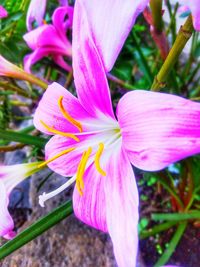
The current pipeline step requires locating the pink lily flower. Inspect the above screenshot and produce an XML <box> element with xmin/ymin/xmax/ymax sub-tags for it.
<box><xmin>0</xmin><ymin>5</ymin><xmax>8</xmax><ymax>18</ymax></box>
<box><xmin>26</xmin><ymin>0</ymin><xmax>47</xmax><ymax>31</ymax></box>
<box><xmin>34</xmin><ymin>3</ymin><xmax>200</xmax><ymax>266</ymax></box>
<box><xmin>23</xmin><ymin>6</ymin><xmax>73</xmax><ymax>73</ymax></box>
<box><xmin>0</xmin><ymin>162</ymin><xmax>43</xmax><ymax>239</ymax></box>
<box><xmin>179</xmin><ymin>0</ymin><xmax>200</xmax><ymax>31</ymax></box>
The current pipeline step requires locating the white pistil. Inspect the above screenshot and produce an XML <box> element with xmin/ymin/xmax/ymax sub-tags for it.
<box><xmin>39</xmin><ymin>175</ymin><xmax>76</xmax><ymax>207</ymax></box>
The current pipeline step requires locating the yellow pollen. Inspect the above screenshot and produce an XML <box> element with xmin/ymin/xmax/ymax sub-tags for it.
<box><xmin>76</xmin><ymin>147</ymin><xmax>92</xmax><ymax>196</ymax></box>
<box><xmin>94</xmin><ymin>143</ymin><xmax>106</xmax><ymax>176</ymax></box>
<box><xmin>40</xmin><ymin>120</ymin><xmax>80</xmax><ymax>142</ymax></box>
<box><xmin>58</xmin><ymin>96</ymin><xmax>83</xmax><ymax>133</ymax></box>
<box><xmin>42</xmin><ymin>19</ymin><xmax>47</xmax><ymax>25</ymax></box>
<box><xmin>38</xmin><ymin>147</ymin><xmax>75</xmax><ymax>168</ymax></box>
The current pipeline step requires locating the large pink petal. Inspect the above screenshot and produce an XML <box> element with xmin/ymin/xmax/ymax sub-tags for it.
<box><xmin>73</xmin><ymin>145</ymin><xmax>139</xmax><ymax>267</ymax></box>
<box><xmin>79</xmin><ymin>0</ymin><xmax>149</xmax><ymax>71</ymax></box>
<box><xmin>117</xmin><ymin>90</ymin><xmax>200</xmax><ymax>171</ymax></box>
<box><xmin>0</xmin><ymin>181</ymin><xmax>15</xmax><ymax>239</ymax></box>
<box><xmin>33</xmin><ymin>82</ymin><xmax>97</xmax><ymax>135</ymax></box>
<box><xmin>72</xmin><ymin>1</ymin><xmax>115</xmax><ymax>120</ymax></box>
<box><xmin>105</xmin><ymin>147</ymin><xmax>139</xmax><ymax>267</ymax></box>
<box><xmin>73</xmin><ymin>162</ymin><xmax>108</xmax><ymax>232</ymax></box>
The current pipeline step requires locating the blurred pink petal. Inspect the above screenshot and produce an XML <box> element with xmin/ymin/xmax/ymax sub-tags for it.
<box><xmin>0</xmin><ymin>181</ymin><xmax>15</xmax><ymax>239</ymax></box>
<box><xmin>26</xmin><ymin>0</ymin><xmax>47</xmax><ymax>31</ymax></box>
<box><xmin>0</xmin><ymin>162</ymin><xmax>41</xmax><ymax>239</ymax></box>
<box><xmin>0</xmin><ymin>5</ymin><xmax>8</xmax><ymax>18</ymax></box>
<box><xmin>24</xmin><ymin>6</ymin><xmax>72</xmax><ymax>72</ymax></box>
<box><xmin>180</xmin><ymin>0</ymin><xmax>200</xmax><ymax>31</ymax></box>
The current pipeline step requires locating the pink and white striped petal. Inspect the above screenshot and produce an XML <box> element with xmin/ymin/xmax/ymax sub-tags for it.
<box><xmin>72</xmin><ymin>1</ymin><xmax>115</xmax><ymax>120</ymax></box>
<box><xmin>73</xmin><ymin>145</ymin><xmax>139</xmax><ymax>267</ymax></box>
<box><xmin>33</xmin><ymin>82</ymin><xmax>93</xmax><ymax>135</ymax></box>
<box><xmin>117</xmin><ymin>90</ymin><xmax>200</xmax><ymax>171</ymax></box>
<box><xmin>78</xmin><ymin>0</ymin><xmax>149</xmax><ymax>71</ymax></box>
<box><xmin>105</xmin><ymin>147</ymin><xmax>139</xmax><ymax>267</ymax></box>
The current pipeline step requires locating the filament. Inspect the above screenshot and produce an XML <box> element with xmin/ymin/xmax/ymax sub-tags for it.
<box><xmin>58</xmin><ymin>96</ymin><xmax>83</xmax><ymax>132</ymax></box>
<box><xmin>39</xmin><ymin>176</ymin><xmax>76</xmax><ymax>207</ymax></box>
<box><xmin>76</xmin><ymin>147</ymin><xmax>92</xmax><ymax>196</ymax></box>
<box><xmin>38</xmin><ymin>147</ymin><xmax>75</xmax><ymax>168</ymax></box>
<box><xmin>94</xmin><ymin>143</ymin><xmax>106</xmax><ymax>176</ymax></box>
<box><xmin>40</xmin><ymin>120</ymin><xmax>79</xmax><ymax>142</ymax></box>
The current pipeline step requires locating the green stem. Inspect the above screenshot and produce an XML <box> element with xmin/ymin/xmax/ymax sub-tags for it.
<box><xmin>140</xmin><ymin>221</ymin><xmax>178</xmax><ymax>240</ymax></box>
<box><xmin>0</xmin><ymin>81</ymin><xmax>36</xmax><ymax>99</ymax></box>
<box><xmin>152</xmin><ymin>210</ymin><xmax>200</xmax><ymax>221</ymax></box>
<box><xmin>150</xmin><ymin>0</ymin><xmax>163</xmax><ymax>32</ymax></box>
<box><xmin>107</xmin><ymin>73</ymin><xmax>137</xmax><ymax>90</ymax></box>
<box><xmin>131</xmin><ymin>31</ymin><xmax>153</xmax><ymax>85</ymax></box>
<box><xmin>155</xmin><ymin>173</ymin><xmax>184</xmax><ymax>209</ymax></box>
<box><xmin>0</xmin><ymin>200</ymin><xmax>73</xmax><ymax>260</ymax></box>
<box><xmin>16</xmin><ymin>70</ymin><xmax>48</xmax><ymax>90</ymax></box>
<box><xmin>154</xmin><ymin>222</ymin><xmax>187</xmax><ymax>267</ymax></box>
<box><xmin>151</xmin><ymin>15</ymin><xmax>194</xmax><ymax>91</ymax></box>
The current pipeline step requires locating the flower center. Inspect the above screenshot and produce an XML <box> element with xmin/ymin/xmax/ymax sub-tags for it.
<box><xmin>38</xmin><ymin>96</ymin><xmax>120</xmax><ymax>206</ymax></box>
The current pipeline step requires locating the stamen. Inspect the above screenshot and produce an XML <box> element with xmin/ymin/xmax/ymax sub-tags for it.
<box><xmin>40</xmin><ymin>120</ymin><xmax>80</xmax><ymax>142</ymax></box>
<box><xmin>58</xmin><ymin>96</ymin><xmax>83</xmax><ymax>133</ymax></box>
<box><xmin>94</xmin><ymin>143</ymin><xmax>106</xmax><ymax>176</ymax></box>
<box><xmin>38</xmin><ymin>147</ymin><xmax>75</xmax><ymax>168</ymax></box>
<box><xmin>39</xmin><ymin>176</ymin><xmax>76</xmax><ymax>207</ymax></box>
<box><xmin>76</xmin><ymin>147</ymin><xmax>92</xmax><ymax>196</ymax></box>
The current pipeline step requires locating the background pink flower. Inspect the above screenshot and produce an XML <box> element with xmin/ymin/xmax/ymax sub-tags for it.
<box><xmin>0</xmin><ymin>5</ymin><xmax>8</xmax><ymax>18</ymax></box>
<box><xmin>24</xmin><ymin>6</ymin><xmax>73</xmax><ymax>73</ymax></box>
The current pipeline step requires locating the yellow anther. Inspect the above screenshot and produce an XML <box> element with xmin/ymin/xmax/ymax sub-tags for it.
<box><xmin>42</xmin><ymin>19</ymin><xmax>47</xmax><ymax>25</ymax></box>
<box><xmin>38</xmin><ymin>147</ymin><xmax>75</xmax><ymax>168</ymax></box>
<box><xmin>40</xmin><ymin>120</ymin><xmax>80</xmax><ymax>142</ymax></box>
<box><xmin>76</xmin><ymin>147</ymin><xmax>92</xmax><ymax>196</ymax></box>
<box><xmin>58</xmin><ymin>96</ymin><xmax>83</xmax><ymax>133</ymax></box>
<box><xmin>94</xmin><ymin>143</ymin><xmax>106</xmax><ymax>176</ymax></box>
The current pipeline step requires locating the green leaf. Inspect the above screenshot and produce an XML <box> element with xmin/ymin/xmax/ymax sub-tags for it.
<box><xmin>0</xmin><ymin>200</ymin><xmax>73</xmax><ymax>260</ymax></box>
<box><xmin>0</xmin><ymin>129</ymin><xmax>47</xmax><ymax>148</ymax></box>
